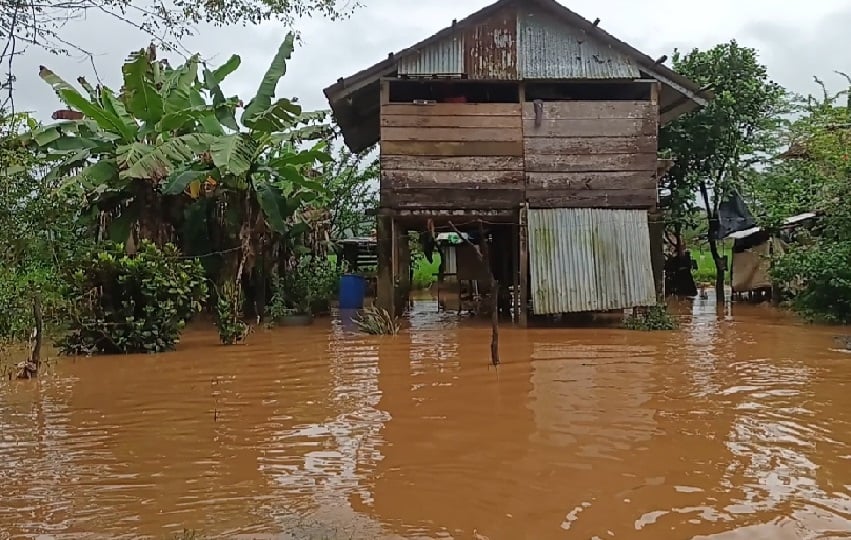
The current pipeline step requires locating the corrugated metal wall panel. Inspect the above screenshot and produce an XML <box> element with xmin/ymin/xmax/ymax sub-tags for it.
<box><xmin>527</xmin><ymin>208</ymin><xmax>656</xmax><ymax>314</ymax></box>
<box><xmin>398</xmin><ymin>35</ymin><xmax>464</xmax><ymax>76</ymax></box>
<box><xmin>517</xmin><ymin>9</ymin><xmax>640</xmax><ymax>79</ymax></box>
<box><xmin>464</xmin><ymin>9</ymin><xmax>518</xmax><ymax>79</ymax></box>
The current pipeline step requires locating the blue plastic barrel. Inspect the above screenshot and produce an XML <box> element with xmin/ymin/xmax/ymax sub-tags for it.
<box><xmin>339</xmin><ymin>274</ymin><xmax>366</xmax><ymax>310</ymax></box>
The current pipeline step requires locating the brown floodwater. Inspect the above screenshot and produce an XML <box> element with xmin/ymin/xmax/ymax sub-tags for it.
<box><xmin>2</xmin><ymin>296</ymin><xmax>851</xmax><ymax>539</ymax></box>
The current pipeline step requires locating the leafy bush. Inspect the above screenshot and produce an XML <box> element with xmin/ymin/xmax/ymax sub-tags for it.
<box><xmin>215</xmin><ymin>281</ymin><xmax>249</xmax><ymax>344</ymax></box>
<box><xmin>266</xmin><ymin>255</ymin><xmax>341</xmax><ymax>320</ymax></box>
<box><xmin>1</xmin><ymin>111</ymin><xmax>91</xmax><ymax>347</ymax></box>
<box><xmin>309</xmin><ymin>256</ymin><xmax>343</xmax><ymax>313</ymax></box>
<box><xmin>772</xmin><ymin>241</ymin><xmax>851</xmax><ymax>324</ymax></box>
<box><xmin>622</xmin><ymin>305</ymin><xmax>679</xmax><ymax>331</ymax></box>
<box><xmin>412</xmin><ymin>255</ymin><xmax>439</xmax><ymax>290</ymax></box>
<box><xmin>59</xmin><ymin>241</ymin><xmax>208</xmax><ymax>355</ymax></box>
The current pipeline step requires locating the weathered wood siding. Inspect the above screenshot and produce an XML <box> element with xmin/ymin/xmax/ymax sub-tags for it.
<box><xmin>523</xmin><ymin>101</ymin><xmax>658</xmax><ymax>209</ymax></box>
<box><xmin>380</xmin><ymin>103</ymin><xmax>524</xmax><ymax>210</ymax></box>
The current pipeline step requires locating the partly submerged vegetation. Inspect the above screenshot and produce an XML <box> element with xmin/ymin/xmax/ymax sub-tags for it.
<box><xmin>0</xmin><ymin>32</ymin><xmax>380</xmax><ymax>360</ymax></box>
<box><xmin>60</xmin><ymin>241</ymin><xmax>207</xmax><ymax>354</ymax></box>
<box><xmin>353</xmin><ymin>306</ymin><xmax>401</xmax><ymax>336</ymax></box>
<box><xmin>622</xmin><ymin>305</ymin><xmax>680</xmax><ymax>332</ymax></box>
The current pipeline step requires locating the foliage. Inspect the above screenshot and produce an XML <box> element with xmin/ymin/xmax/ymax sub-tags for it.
<box><xmin>59</xmin><ymin>241</ymin><xmax>207</xmax><ymax>354</ymax></box>
<box><xmin>320</xmin><ymin>146</ymin><xmax>378</xmax><ymax>240</ymax></box>
<box><xmin>353</xmin><ymin>306</ymin><xmax>401</xmax><ymax>335</ymax></box>
<box><xmin>413</xmin><ymin>256</ymin><xmax>440</xmax><ymax>290</ymax></box>
<box><xmin>0</xmin><ymin>111</ymin><xmax>90</xmax><ymax>345</ymax></box>
<box><xmin>267</xmin><ymin>255</ymin><xmax>339</xmax><ymax>318</ymax></box>
<box><xmin>622</xmin><ymin>305</ymin><xmax>679</xmax><ymax>331</ymax></box>
<box><xmin>773</xmin><ymin>241</ymin><xmax>851</xmax><ymax>324</ymax></box>
<box><xmin>660</xmin><ymin>41</ymin><xmax>787</xmax><ymax>299</ymax></box>
<box><xmin>764</xmin><ymin>76</ymin><xmax>851</xmax><ymax>322</ymax></box>
<box><xmin>692</xmin><ymin>245</ymin><xmax>732</xmax><ymax>284</ymax></box>
<box><xmin>308</xmin><ymin>256</ymin><xmax>343</xmax><ymax>312</ymax></box>
<box><xmin>215</xmin><ymin>281</ymin><xmax>250</xmax><ymax>344</ymax></box>
<box><xmin>26</xmin><ymin>34</ymin><xmax>332</xmax><ymax>317</ymax></box>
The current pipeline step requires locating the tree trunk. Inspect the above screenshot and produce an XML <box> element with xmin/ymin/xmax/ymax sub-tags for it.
<box><xmin>707</xmin><ymin>233</ymin><xmax>725</xmax><ymax>303</ymax></box>
<box><xmin>699</xmin><ymin>181</ymin><xmax>725</xmax><ymax>303</ymax></box>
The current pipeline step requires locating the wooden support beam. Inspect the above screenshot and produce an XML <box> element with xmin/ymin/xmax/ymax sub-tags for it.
<box><xmin>380</xmin><ymin>79</ymin><xmax>390</xmax><ymax>106</ymax></box>
<box><xmin>376</xmin><ymin>214</ymin><xmax>394</xmax><ymax>315</ymax></box>
<box><xmin>512</xmin><ymin>219</ymin><xmax>520</xmax><ymax>324</ymax></box>
<box><xmin>519</xmin><ymin>205</ymin><xmax>529</xmax><ymax>327</ymax></box>
<box><xmin>648</xmin><ymin>210</ymin><xmax>665</xmax><ymax>301</ymax></box>
<box><xmin>395</xmin><ymin>226</ymin><xmax>411</xmax><ymax>316</ymax></box>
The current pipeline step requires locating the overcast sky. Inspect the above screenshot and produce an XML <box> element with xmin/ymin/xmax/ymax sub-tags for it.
<box><xmin>14</xmin><ymin>0</ymin><xmax>851</xmax><ymax>120</ymax></box>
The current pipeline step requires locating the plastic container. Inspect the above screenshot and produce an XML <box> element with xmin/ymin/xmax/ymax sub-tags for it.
<box><xmin>338</xmin><ymin>274</ymin><xmax>367</xmax><ymax>310</ymax></box>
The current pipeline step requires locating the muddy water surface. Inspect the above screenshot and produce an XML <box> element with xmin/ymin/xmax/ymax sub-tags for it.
<box><xmin>2</xmin><ymin>298</ymin><xmax>851</xmax><ymax>539</ymax></box>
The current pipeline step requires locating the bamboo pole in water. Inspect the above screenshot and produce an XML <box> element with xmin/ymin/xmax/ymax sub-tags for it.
<box><xmin>449</xmin><ymin>220</ymin><xmax>500</xmax><ymax>367</ymax></box>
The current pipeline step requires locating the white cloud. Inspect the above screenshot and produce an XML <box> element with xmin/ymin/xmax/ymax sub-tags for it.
<box><xmin>13</xmin><ymin>0</ymin><xmax>851</xmax><ymax>119</ymax></box>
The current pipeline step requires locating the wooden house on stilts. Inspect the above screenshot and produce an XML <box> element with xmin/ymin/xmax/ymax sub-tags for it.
<box><xmin>324</xmin><ymin>0</ymin><xmax>710</xmax><ymax>324</ymax></box>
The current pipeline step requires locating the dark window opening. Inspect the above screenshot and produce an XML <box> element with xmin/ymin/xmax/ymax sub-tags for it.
<box><xmin>388</xmin><ymin>80</ymin><xmax>520</xmax><ymax>104</ymax></box>
<box><xmin>525</xmin><ymin>81</ymin><xmax>652</xmax><ymax>102</ymax></box>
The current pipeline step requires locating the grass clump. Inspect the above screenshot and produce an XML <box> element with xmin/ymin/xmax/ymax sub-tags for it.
<box><xmin>622</xmin><ymin>304</ymin><xmax>679</xmax><ymax>331</ymax></box>
<box><xmin>353</xmin><ymin>306</ymin><xmax>400</xmax><ymax>335</ymax></box>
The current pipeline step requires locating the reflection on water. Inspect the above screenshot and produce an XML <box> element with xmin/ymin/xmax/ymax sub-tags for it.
<box><xmin>2</xmin><ymin>297</ymin><xmax>851</xmax><ymax>539</ymax></box>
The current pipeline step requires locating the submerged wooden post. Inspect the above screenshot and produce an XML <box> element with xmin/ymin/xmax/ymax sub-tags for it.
<box><xmin>478</xmin><ymin>221</ymin><xmax>500</xmax><ymax>367</ymax></box>
<box><xmin>376</xmin><ymin>213</ymin><xmax>394</xmax><ymax>315</ymax></box>
<box><xmin>449</xmin><ymin>220</ymin><xmax>500</xmax><ymax>366</ymax></box>
<box><xmin>648</xmin><ymin>209</ymin><xmax>665</xmax><ymax>301</ymax></box>
<box><xmin>396</xmin><ymin>227</ymin><xmax>411</xmax><ymax>315</ymax></box>
<box><xmin>512</xmin><ymin>220</ymin><xmax>520</xmax><ymax>323</ymax></box>
<box><xmin>519</xmin><ymin>205</ymin><xmax>529</xmax><ymax>327</ymax></box>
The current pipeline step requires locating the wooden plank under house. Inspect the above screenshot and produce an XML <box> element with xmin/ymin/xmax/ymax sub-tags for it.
<box><xmin>324</xmin><ymin>0</ymin><xmax>711</xmax><ymax>324</ymax></box>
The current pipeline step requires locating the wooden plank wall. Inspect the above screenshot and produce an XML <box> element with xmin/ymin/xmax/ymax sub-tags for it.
<box><xmin>523</xmin><ymin>101</ymin><xmax>659</xmax><ymax>209</ymax></box>
<box><xmin>380</xmin><ymin>103</ymin><xmax>525</xmax><ymax>210</ymax></box>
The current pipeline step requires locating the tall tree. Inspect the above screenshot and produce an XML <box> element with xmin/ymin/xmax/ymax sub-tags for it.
<box><xmin>660</xmin><ymin>41</ymin><xmax>786</xmax><ymax>301</ymax></box>
<box><xmin>765</xmin><ymin>77</ymin><xmax>851</xmax><ymax>322</ymax></box>
<box><xmin>321</xmin><ymin>145</ymin><xmax>378</xmax><ymax>240</ymax></box>
<box><xmin>0</xmin><ymin>110</ymin><xmax>89</xmax><ymax>348</ymax></box>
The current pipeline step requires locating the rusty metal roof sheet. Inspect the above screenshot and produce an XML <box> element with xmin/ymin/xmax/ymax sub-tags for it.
<box><xmin>517</xmin><ymin>9</ymin><xmax>640</xmax><ymax>79</ymax></box>
<box><xmin>464</xmin><ymin>9</ymin><xmax>518</xmax><ymax>79</ymax></box>
<box><xmin>398</xmin><ymin>35</ymin><xmax>465</xmax><ymax>76</ymax></box>
<box><xmin>323</xmin><ymin>0</ymin><xmax>712</xmax><ymax>153</ymax></box>
<box><xmin>527</xmin><ymin>208</ymin><xmax>656</xmax><ymax>314</ymax></box>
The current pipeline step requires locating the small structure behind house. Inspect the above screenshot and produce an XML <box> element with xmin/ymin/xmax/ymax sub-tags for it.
<box><xmin>727</xmin><ymin>212</ymin><xmax>817</xmax><ymax>302</ymax></box>
<box><xmin>324</xmin><ymin>0</ymin><xmax>710</xmax><ymax>324</ymax></box>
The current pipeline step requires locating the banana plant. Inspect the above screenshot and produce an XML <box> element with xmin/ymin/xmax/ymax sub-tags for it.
<box><xmin>25</xmin><ymin>33</ymin><xmax>332</xmax><ymax>271</ymax></box>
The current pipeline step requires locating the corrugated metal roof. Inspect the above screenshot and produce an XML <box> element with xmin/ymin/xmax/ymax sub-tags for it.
<box><xmin>324</xmin><ymin>0</ymin><xmax>711</xmax><ymax>153</ymax></box>
<box><xmin>398</xmin><ymin>35</ymin><xmax>464</xmax><ymax>76</ymax></box>
<box><xmin>527</xmin><ymin>208</ymin><xmax>656</xmax><ymax>314</ymax></box>
<box><xmin>517</xmin><ymin>8</ymin><xmax>640</xmax><ymax>79</ymax></box>
<box><xmin>464</xmin><ymin>9</ymin><xmax>518</xmax><ymax>79</ymax></box>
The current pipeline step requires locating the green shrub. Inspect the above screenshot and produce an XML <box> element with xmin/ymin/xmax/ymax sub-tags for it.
<box><xmin>622</xmin><ymin>304</ymin><xmax>679</xmax><ymax>331</ymax></box>
<box><xmin>0</xmin><ymin>263</ymin><xmax>70</xmax><ymax>346</ymax></box>
<box><xmin>59</xmin><ymin>241</ymin><xmax>208</xmax><ymax>355</ymax></box>
<box><xmin>267</xmin><ymin>255</ymin><xmax>341</xmax><ymax>320</ymax></box>
<box><xmin>772</xmin><ymin>240</ymin><xmax>851</xmax><ymax>324</ymax></box>
<box><xmin>215</xmin><ymin>281</ymin><xmax>249</xmax><ymax>344</ymax></box>
<box><xmin>412</xmin><ymin>255</ymin><xmax>439</xmax><ymax>290</ymax></box>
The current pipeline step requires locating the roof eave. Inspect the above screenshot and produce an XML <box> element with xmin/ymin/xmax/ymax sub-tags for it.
<box><xmin>324</xmin><ymin>0</ymin><xmax>713</xmax><ymax>146</ymax></box>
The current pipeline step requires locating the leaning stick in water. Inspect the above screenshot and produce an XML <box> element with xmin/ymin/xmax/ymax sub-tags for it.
<box><xmin>448</xmin><ymin>221</ymin><xmax>500</xmax><ymax>367</ymax></box>
<box><xmin>16</xmin><ymin>296</ymin><xmax>43</xmax><ymax>379</ymax></box>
